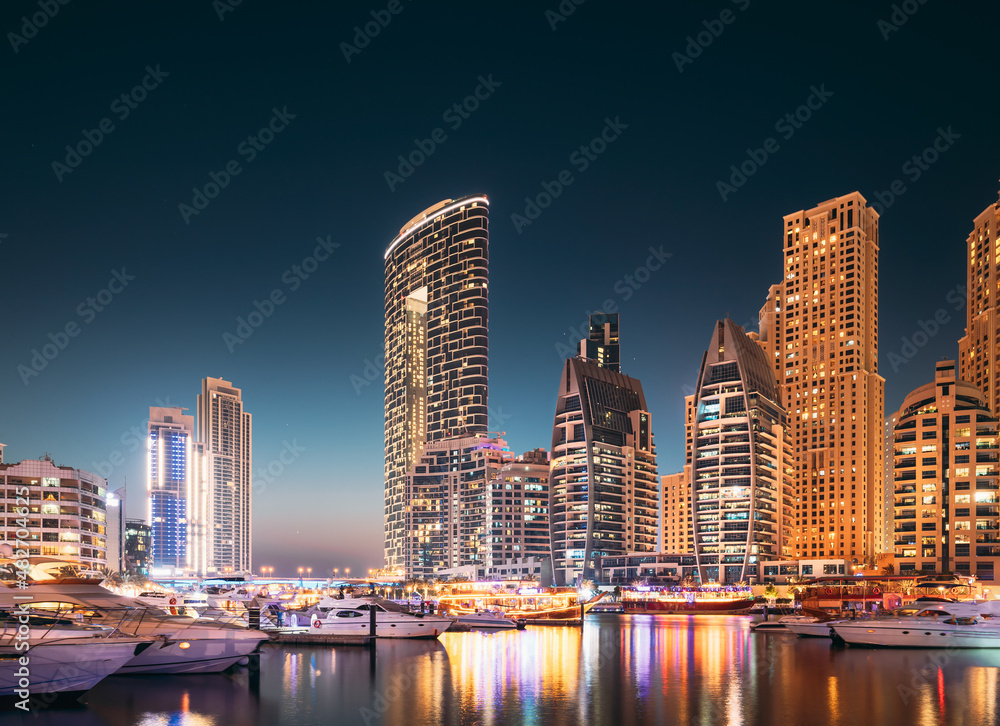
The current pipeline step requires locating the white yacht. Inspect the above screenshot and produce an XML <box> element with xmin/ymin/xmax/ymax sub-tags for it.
<box><xmin>454</xmin><ymin>611</ymin><xmax>519</xmax><ymax>630</ymax></box>
<box><xmin>309</xmin><ymin>597</ymin><xmax>453</xmax><ymax>639</ymax></box>
<box><xmin>0</xmin><ymin>636</ymin><xmax>150</xmax><ymax>698</ymax></box>
<box><xmin>135</xmin><ymin>590</ymin><xmax>208</xmax><ymax>615</ymax></box>
<box><xmin>0</xmin><ymin>557</ymin><xmax>270</xmax><ymax>674</ymax></box>
<box><xmin>833</xmin><ymin>598</ymin><xmax>1000</xmax><ymax>648</ymax></box>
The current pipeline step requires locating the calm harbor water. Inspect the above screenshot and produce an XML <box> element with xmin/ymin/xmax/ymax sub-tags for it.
<box><xmin>4</xmin><ymin>614</ymin><xmax>1000</xmax><ymax>726</ymax></box>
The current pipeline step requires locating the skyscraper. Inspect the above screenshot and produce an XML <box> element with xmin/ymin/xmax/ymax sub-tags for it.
<box><xmin>147</xmin><ymin>407</ymin><xmax>195</xmax><ymax>570</ymax></box>
<box><xmin>384</xmin><ymin>195</ymin><xmax>490</xmax><ymax>570</ymax></box>
<box><xmin>197</xmin><ymin>377</ymin><xmax>252</xmax><ymax>575</ymax></box>
<box><xmin>892</xmin><ymin>361</ymin><xmax>1000</xmax><ymax>580</ymax></box>
<box><xmin>757</xmin><ymin>192</ymin><xmax>884</xmax><ymax>562</ymax></box>
<box><xmin>549</xmin><ymin>317</ymin><xmax>658</xmax><ymax>585</ymax></box>
<box><xmin>689</xmin><ymin>319</ymin><xmax>792</xmax><ymax>584</ymax></box>
<box><xmin>959</xmin><ymin>191</ymin><xmax>1000</xmax><ymax>415</ymax></box>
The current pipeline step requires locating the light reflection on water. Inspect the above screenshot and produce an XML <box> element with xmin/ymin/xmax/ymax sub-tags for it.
<box><xmin>3</xmin><ymin>614</ymin><xmax>1000</xmax><ymax>726</ymax></box>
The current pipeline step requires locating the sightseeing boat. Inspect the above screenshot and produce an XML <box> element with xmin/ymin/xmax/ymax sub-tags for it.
<box><xmin>621</xmin><ymin>585</ymin><xmax>754</xmax><ymax>614</ymax></box>
<box><xmin>435</xmin><ymin>582</ymin><xmax>602</xmax><ymax>620</ymax></box>
<box><xmin>794</xmin><ymin>574</ymin><xmax>982</xmax><ymax>614</ymax></box>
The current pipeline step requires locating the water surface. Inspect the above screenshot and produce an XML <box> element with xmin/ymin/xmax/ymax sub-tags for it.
<box><xmin>3</xmin><ymin>614</ymin><xmax>999</xmax><ymax>725</ymax></box>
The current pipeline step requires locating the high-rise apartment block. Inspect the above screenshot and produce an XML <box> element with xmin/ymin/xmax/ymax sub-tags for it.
<box><xmin>487</xmin><ymin>449</ymin><xmax>551</xmax><ymax>565</ymax></box>
<box><xmin>0</xmin><ymin>455</ymin><xmax>108</xmax><ymax>568</ymax></box>
<box><xmin>403</xmin><ymin>434</ymin><xmax>512</xmax><ymax>579</ymax></box>
<box><xmin>892</xmin><ymin>361</ymin><xmax>1000</xmax><ymax>581</ymax></box>
<box><xmin>197</xmin><ymin>377</ymin><xmax>252</xmax><ymax>575</ymax></box>
<box><xmin>959</xmin><ymin>192</ymin><xmax>1000</xmax><ymax>416</ymax></box>
<box><xmin>147</xmin><ymin>407</ymin><xmax>196</xmax><ymax>570</ymax></box>
<box><xmin>757</xmin><ymin>192</ymin><xmax>884</xmax><ymax>562</ymax></box>
<box><xmin>384</xmin><ymin>195</ymin><xmax>490</xmax><ymax>571</ymax></box>
<box><xmin>661</xmin><ymin>468</ymin><xmax>692</xmax><ymax>553</ymax></box>
<box><xmin>690</xmin><ymin>319</ymin><xmax>792</xmax><ymax>584</ymax></box>
<box><xmin>549</xmin><ymin>318</ymin><xmax>658</xmax><ymax>585</ymax></box>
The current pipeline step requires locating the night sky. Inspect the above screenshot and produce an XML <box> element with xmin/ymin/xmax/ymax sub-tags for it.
<box><xmin>2</xmin><ymin>1</ymin><xmax>998</xmax><ymax>576</ymax></box>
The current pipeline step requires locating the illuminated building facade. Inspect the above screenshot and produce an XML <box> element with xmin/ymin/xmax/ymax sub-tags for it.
<box><xmin>549</xmin><ymin>333</ymin><xmax>659</xmax><ymax>586</ymax></box>
<box><xmin>892</xmin><ymin>361</ymin><xmax>1000</xmax><ymax>581</ymax></box>
<box><xmin>197</xmin><ymin>377</ymin><xmax>252</xmax><ymax>575</ymax></box>
<box><xmin>485</xmin><ymin>449</ymin><xmax>551</xmax><ymax>566</ymax></box>
<box><xmin>883</xmin><ymin>413</ymin><xmax>898</xmax><ymax>554</ymax></box>
<box><xmin>690</xmin><ymin>319</ymin><xmax>792</xmax><ymax>584</ymax></box>
<box><xmin>757</xmin><ymin>192</ymin><xmax>884</xmax><ymax>561</ymax></box>
<box><xmin>384</xmin><ymin>195</ymin><xmax>490</xmax><ymax>571</ymax></box>
<box><xmin>403</xmin><ymin>434</ymin><xmax>512</xmax><ymax>579</ymax></box>
<box><xmin>661</xmin><ymin>468</ymin><xmax>693</xmax><ymax>553</ymax></box>
<box><xmin>124</xmin><ymin>518</ymin><xmax>152</xmax><ymax>577</ymax></box>
<box><xmin>0</xmin><ymin>455</ymin><xmax>108</xmax><ymax>567</ymax></box>
<box><xmin>959</xmin><ymin>191</ymin><xmax>1000</xmax><ymax>416</ymax></box>
<box><xmin>147</xmin><ymin>407</ymin><xmax>194</xmax><ymax>570</ymax></box>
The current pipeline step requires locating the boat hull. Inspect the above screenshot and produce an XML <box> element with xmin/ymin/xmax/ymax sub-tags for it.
<box><xmin>1</xmin><ymin>638</ymin><xmax>147</xmax><ymax>696</ymax></box>
<box><xmin>833</xmin><ymin>622</ymin><xmax>1000</xmax><ymax>648</ymax></box>
<box><xmin>785</xmin><ymin>621</ymin><xmax>839</xmax><ymax>638</ymax></box>
<box><xmin>114</xmin><ymin>629</ymin><xmax>268</xmax><ymax>675</ymax></box>
<box><xmin>310</xmin><ymin>616</ymin><xmax>451</xmax><ymax>639</ymax></box>
<box><xmin>455</xmin><ymin>615</ymin><xmax>517</xmax><ymax>630</ymax></box>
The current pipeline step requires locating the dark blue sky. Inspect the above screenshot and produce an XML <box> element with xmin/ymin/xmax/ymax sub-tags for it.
<box><xmin>2</xmin><ymin>0</ymin><xmax>997</xmax><ymax>576</ymax></box>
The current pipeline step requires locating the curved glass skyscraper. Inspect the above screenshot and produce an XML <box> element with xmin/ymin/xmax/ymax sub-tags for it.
<box><xmin>690</xmin><ymin>319</ymin><xmax>792</xmax><ymax>584</ymax></box>
<box><xmin>384</xmin><ymin>195</ymin><xmax>489</xmax><ymax>571</ymax></box>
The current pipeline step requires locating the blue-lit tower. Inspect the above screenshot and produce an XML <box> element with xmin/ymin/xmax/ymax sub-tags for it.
<box><xmin>148</xmin><ymin>407</ymin><xmax>194</xmax><ymax>571</ymax></box>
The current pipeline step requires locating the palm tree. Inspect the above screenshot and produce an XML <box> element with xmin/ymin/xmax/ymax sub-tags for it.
<box><xmin>763</xmin><ymin>583</ymin><xmax>779</xmax><ymax>602</ymax></box>
<box><xmin>613</xmin><ymin>585</ymin><xmax>622</xmax><ymax>602</ymax></box>
<box><xmin>881</xmin><ymin>563</ymin><xmax>895</xmax><ymax>576</ymax></box>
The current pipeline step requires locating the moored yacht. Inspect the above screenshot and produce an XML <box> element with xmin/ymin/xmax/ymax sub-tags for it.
<box><xmin>0</xmin><ymin>557</ymin><xmax>269</xmax><ymax>674</ymax></box>
<box><xmin>833</xmin><ymin>598</ymin><xmax>1000</xmax><ymax>648</ymax></box>
<box><xmin>309</xmin><ymin>597</ymin><xmax>452</xmax><ymax>638</ymax></box>
<box><xmin>454</xmin><ymin>611</ymin><xmax>519</xmax><ymax>630</ymax></box>
<box><xmin>0</xmin><ymin>636</ymin><xmax>151</xmax><ymax>699</ymax></box>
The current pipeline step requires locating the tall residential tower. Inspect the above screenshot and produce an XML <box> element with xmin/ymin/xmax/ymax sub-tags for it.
<box><xmin>757</xmin><ymin>192</ymin><xmax>884</xmax><ymax>562</ymax></box>
<box><xmin>549</xmin><ymin>316</ymin><xmax>658</xmax><ymax>585</ymax></box>
<box><xmin>147</xmin><ymin>407</ymin><xmax>195</xmax><ymax>570</ymax></box>
<box><xmin>197</xmin><ymin>377</ymin><xmax>252</xmax><ymax>575</ymax></box>
<box><xmin>384</xmin><ymin>195</ymin><xmax>490</xmax><ymax>571</ymax></box>
<box><xmin>690</xmin><ymin>319</ymin><xmax>792</xmax><ymax>584</ymax></box>
<box><xmin>959</xmin><ymin>191</ymin><xmax>1000</xmax><ymax>415</ymax></box>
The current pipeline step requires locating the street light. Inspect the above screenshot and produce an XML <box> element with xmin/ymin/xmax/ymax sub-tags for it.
<box><xmin>345</xmin><ymin>567</ymin><xmax>350</xmax><ymax>579</ymax></box>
